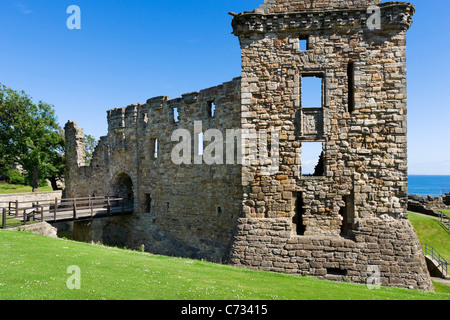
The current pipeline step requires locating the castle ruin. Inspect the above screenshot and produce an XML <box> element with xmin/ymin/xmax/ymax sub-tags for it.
<box><xmin>65</xmin><ymin>0</ymin><xmax>434</xmax><ymax>291</ymax></box>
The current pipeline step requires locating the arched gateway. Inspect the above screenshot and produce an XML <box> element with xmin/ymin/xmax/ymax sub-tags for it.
<box><xmin>112</xmin><ymin>172</ymin><xmax>134</xmax><ymax>209</ymax></box>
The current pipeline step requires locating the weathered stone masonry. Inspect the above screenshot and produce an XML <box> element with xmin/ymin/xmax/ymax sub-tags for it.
<box><xmin>65</xmin><ymin>0</ymin><xmax>434</xmax><ymax>291</ymax></box>
<box><xmin>65</xmin><ymin>78</ymin><xmax>243</xmax><ymax>261</ymax></box>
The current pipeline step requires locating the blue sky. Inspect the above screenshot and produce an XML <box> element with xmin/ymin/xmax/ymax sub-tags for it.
<box><xmin>0</xmin><ymin>0</ymin><xmax>449</xmax><ymax>175</ymax></box>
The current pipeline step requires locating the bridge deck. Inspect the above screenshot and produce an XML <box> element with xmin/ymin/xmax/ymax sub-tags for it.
<box><xmin>1</xmin><ymin>196</ymin><xmax>132</xmax><ymax>229</ymax></box>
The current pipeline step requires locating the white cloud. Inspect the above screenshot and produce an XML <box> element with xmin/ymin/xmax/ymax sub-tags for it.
<box><xmin>16</xmin><ymin>4</ymin><xmax>33</xmax><ymax>15</ymax></box>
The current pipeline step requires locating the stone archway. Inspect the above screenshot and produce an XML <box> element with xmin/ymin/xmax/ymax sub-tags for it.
<box><xmin>112</xmin><ymin>172</ymin><xmax>134</xmax><ymax>208</ymax></box>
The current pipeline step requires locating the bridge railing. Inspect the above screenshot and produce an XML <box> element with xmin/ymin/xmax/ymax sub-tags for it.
<box><xmin>1</xmin><ymin>196</ymin><xmax>131</xmax><ymax>229</ymax></box>
<box><xmin>421</xmin><ymin>243</ymin><xmax>448</xmax><ymax>279</ymax></box>
<box><xmin>438</xmin><ymin>211</ymin><xmax>450</xmax><ymax>232</ymax></box>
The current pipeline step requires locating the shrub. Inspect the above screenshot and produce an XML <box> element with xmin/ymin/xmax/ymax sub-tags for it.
<box><xmin>7</xmin><ymin>170</ymin><xmax>25</xmax><ymax>185</ymax></box>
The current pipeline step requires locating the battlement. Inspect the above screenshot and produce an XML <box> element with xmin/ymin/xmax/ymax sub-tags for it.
<box><xmin>107</xmin><ymin>77</ymin><xmax>241</xmax><ymax>133</ymax></box>
<box><xmin>233</xmin><ymin>1</ymin><xmax>414</xmax><ymax>36</ymax></box>
<box><xmin>256</xmin><ymin>0</ymin><xmax>382</xmax><ymax>14</ymax></box>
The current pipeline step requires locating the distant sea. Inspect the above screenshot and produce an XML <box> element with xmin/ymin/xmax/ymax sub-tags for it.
<box><xmin>408</xmin><ymin>175</ymin><xmax>450</xmax><ymax>197</ymax></box>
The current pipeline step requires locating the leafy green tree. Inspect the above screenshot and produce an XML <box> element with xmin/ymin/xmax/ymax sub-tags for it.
<box><xmin>83</xmin><ymin>134</ymin><xmax>98</xmax><ymax>166</ymax></box>
<box><xmin>0</xmin><ymin>83</ymin><xmax>65</xmax><ymax>192</ymax></box>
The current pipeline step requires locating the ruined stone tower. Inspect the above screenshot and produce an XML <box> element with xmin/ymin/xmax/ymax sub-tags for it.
<box><xmin>65</xmin><ymin>0</ymin><xmax>434</xmax><ymax>290</ymax></box>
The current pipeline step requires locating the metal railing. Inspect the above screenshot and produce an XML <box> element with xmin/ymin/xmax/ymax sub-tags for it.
<box><xmin>1</xmin><ymin>196</ymin><xmax>132</xmax><ymax>229</ymax></box>
<box><xmin>438</xmin><ymin>211</ymin><xmax>450</xmax><ymax>232</ymax></box>
<box><xmin>421</xmin><ymin>243</ymin><xmax>448</xmax><ymax>279</ymax></box>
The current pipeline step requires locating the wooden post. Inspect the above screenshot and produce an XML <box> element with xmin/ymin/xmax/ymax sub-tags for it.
<box><xmin>54</xmin><ymin>198</ymin><xmax>58</xmax><ymax>222</ymax></box>
<box><xmin>107</xmin><ymin>197</ymin><xmax>111</xmax><ymax>216</ymax></box>
<box><xmin>40</xmin><ymin>206</ymin><xmax>44</xmax><ymax>223</ymax></box>
<box><xmin>90</xmin><ymin>196</ymin><xmax>94</xmax><ymax>218</ymax></box>
<box><xmin>15</xmin><ymin>200</ymin><xmax>19</xmax><ymax>217</ymax></box>
<box><xmin>73</xmin><ymin>199</ymin><xmax>77</xmax><ymax>220</ymax></box>
<box><xmin>23</xmin><ymin>209</ymin><xmax>26</xmax><ymax>226</ymax></box>
<box><xmin>2</xmin><ymin>208</ymin><xmax>6</xmax><ymax>229</ymax></box>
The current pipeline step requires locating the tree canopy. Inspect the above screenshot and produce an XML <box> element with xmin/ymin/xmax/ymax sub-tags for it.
<box><xmin>0</xmin><ymin>83</ymin><xmax>65</xmax><ymax>191</ymax></box>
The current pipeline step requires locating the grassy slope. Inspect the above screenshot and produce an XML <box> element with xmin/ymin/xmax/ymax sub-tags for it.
<box><xmin>408</xmin><ymin>211</ymin><xmax>450</xmax><ymax>262</ymax></box>
<box><xmin>0</xmin><ymin>183</ymin><xmax>53</xmax><ymax>194</ymax></box>
<box><xmin>438</xmin><ymin>209</ymin><xmax>450</xmax><ymax>217</ymax></box>
<box><xmin>408</xmin><ymin>211</ymin><xmax>450</xmax><ymax>294</ymax></box>
<box><xmin>0</xmin><ymin>230</ymin><xmax>449</xmax><ymax>300</ymax></box>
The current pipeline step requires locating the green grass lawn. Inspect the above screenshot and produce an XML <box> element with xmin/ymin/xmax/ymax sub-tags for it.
<box><xmin>0</xmin><ymin>183</ymin><xmax>54</xmax><ymax>194</ymax></box>
<box><xmin>408</xmin><ymin>211</ymin><xmax>450</xmax><ymax>294</ymax></box>
<box><xmin>408</xmin><ymin>211</ymin><xmax>450</xmax><ymax>262</ymax></box>
<box><xmin>0</xmin><ymin>230</ymin><xmax>449</xmax><ymax>300</ymax></box>
<box><xmin>437</xmin><ymin>209</ymin><xmax>450</xmax><ymax>217</ymax></box>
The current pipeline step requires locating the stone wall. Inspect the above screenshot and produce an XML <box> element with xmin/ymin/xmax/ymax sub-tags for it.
<box><xmin>65</xmin><ymin>78</ymin><xmax>243</xmax><ymax>262</ymax></box>
<box><xmin>407</xmin><ymin>201</ymin><xmax>441</xmax><ymax>217</ymax></box>
<box><xmin>233</xmin><ymin>0</ymin><xmax>413</xmax><ymax>236</ymax></box>
<box><xmin>0</xmin><ymin>191</ymin><xmax>62</xmax><ymax>209</ymax></box>
<box><xmin>227</xmin><ymin>1</ymin><xmax>432</xmax><ymax>291</ymax></box>
<box><xmin>407</xmin><ymin>194</ymin><xmax>450</xmax><ymax>217</ymax></box>
<box><xmin>228</xmin><ymin>216</ymin><xmax>433</xmax><ymax>291</ymax></box>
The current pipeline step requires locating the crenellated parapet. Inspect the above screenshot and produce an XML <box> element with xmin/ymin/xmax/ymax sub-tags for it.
<box><xmin>256</xmin><ymin>0</ymin><xmax>382</xmax><ymax>13</ymax></box>
<box><xmin>233</xmin><ymin>2</ymin><xmax>414</xmax><ymax>36</ymax></box>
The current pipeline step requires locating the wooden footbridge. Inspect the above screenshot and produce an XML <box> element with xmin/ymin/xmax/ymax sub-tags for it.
<box><xmin>1</xmin><ymin>196</ymin><xmax>133</xmax><ymax>229</ymax></box>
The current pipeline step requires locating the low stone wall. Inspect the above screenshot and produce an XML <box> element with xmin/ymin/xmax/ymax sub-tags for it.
<box><xmin>444</xmin><ymin>193</ymin><xmax>450</xmax><ymax>206</ymax></box>
<box><xmin>0</xmin><ymin>191</ymin><xmax>63</xmax><ymax>208</ymax></box>
<box><xmin>407</xmin><ymin>201</ymin><xmax>441</xmax><ymax>217</ymax></box>
<box><xmin>227</xmin><ymin>217</ymin><xmax>434</xmax><ymax>291</ymax></box>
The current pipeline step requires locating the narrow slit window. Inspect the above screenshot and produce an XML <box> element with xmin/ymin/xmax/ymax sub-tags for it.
<box><xmin>150</xmin><ymin>138</ymin><xmax>158</xmax><ymax>159</ymax></box>
<box><xmin>173</xmin><ymin>107</ymin><xmax>179</xmax><ymax>123</ymax></box>
<box><xmin>293</xmin><ymin>192</ymin><xmax>306</xmax><ymax>236</ymax></box>
<box><xmin>301</xmin><ymin>142</ymin><xmax>324</xmax><ymax>177</ymax></box>
<box><xmin>196</xmin><ymin>132</ymin><xmax>204</xmax><ymax>156</ymax></box>
<box><xmin>347</xmin><ymin>62</ymin><xmax>355</xmax><ymax>113</ymax></box>
<box><xmin>301</xmin><ymin>75</ymin><xmax>323</xmax><ymax>108</ymax></box>
<box><xmin>207</xmin><ymin>101</ymin><xmax>216</xmax><ymax>118</ymax></box>
<box><xmin>145</xmin><ymin>194</ymin><xmax>152</xmax><ymax>214</ymax></box>
<box><xmin>339</xmin><ymin>194</ymin><xmax>355</xmax><ymax>237</ymax></box>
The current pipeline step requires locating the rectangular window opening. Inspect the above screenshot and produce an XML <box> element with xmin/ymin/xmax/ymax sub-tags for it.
<box><xmin>301</xmin><ymin>75</ymin><xmax>323</xmax><ymax>109</ymax></box>
<box><xmin>299</xmin><ymin>37</ymin><xmax>309</xmax><ymax>51</ymax></box>
<box><xmin>347</xmin><ymin>62</ymin><xmax>355</xmax><ymax>113</ymax></box>
<box><xmin>207</xmin><ymin>101</ymin><xmax>216</xmax><ymax>118</ymax></box>
<box><xmin>327</xmin><ymin>268</ymin><xmax>348</xmax><ymax>276</ymax></box>
<box><xmin>293</xmin><ymin>192</ymin><xmax>306</xmax><ymax>236</ymax></box>
<box><xmin>301</xmin><ymin>142</ymin><xmax>324</xmax><ymax>177</ymax></box>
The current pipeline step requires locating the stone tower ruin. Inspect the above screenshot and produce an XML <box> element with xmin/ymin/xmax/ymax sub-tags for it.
<box><xmin>65</xmin><ymin>0</ymin><xmax>434</xmax><ymax>290</ymax></box>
